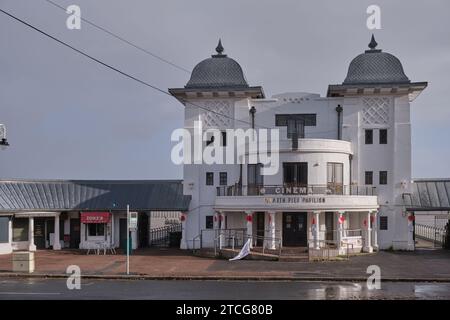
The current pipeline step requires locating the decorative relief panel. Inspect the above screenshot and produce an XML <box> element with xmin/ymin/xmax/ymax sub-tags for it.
<box><xmin>362</xmin><ymin>97</ymin><xmax>390</xmax><ymax>125</ymax></box>
<box><xmin>202</xmin><ymin>101</ymin><xmax>233</xmax><ymax>129</ymax></box>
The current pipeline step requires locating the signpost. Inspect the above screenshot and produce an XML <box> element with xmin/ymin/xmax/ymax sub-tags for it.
<box><xmin>126</xmin><ymin>205</ymin><xmax>138</xmax><ymax>275</ymax></box>
<box><xmin>126</xmin><ymin>205</ymin><xmax>130</xmax><ymax>275</ymax></box>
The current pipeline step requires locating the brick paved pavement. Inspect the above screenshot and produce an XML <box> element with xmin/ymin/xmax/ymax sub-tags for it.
<box><xmin>1</xmin><ymin>248</ymin><xmax>450</xmax><ymax>280</ymax></box>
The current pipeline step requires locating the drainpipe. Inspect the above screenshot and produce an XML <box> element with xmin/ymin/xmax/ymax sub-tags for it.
<box><xmin>336</xmin><ymin>105</ymin><xmax>343</xmax><ymax>140</ymax></box>
<box><xmin>239</xmin><ymin>107</ymin><xmax>257</xmax><ymax>190</ymax></box>
<box><xmin>349</xmin><ymin>154</ymin><xmax>353</xmax><ymax>194</ymax></box>
<box><xmin>250</xmin><ymin>106</ymin><xmax>256</xmax><ymax>129</ymax></box>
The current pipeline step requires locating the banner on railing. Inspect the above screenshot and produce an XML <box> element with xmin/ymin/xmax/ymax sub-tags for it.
<box><xmin>229</xmin><ymin>239</ymin><xmax>251</xmax><ymax>261</ymax></box>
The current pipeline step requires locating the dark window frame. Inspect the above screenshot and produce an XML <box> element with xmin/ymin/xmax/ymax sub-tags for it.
<box><xmin>365</xmin><ymin>171</ymin><xmax>373</xmax><ymax>185</ymax></box>
<box><xmin>205</xmin><ymin>216</ymin><xmax>214</xmax><ymax>229</ymax></box>
<box><xmin>206</xmin><ymin>172</ymin><xmax>214</xmax><ymax>186</ymax></box>
<box><xmin>379</xmin><ymin>171</ymin><xmax>388</xmax><ymax>185</ymax></box>
<box><xmin>379</xmin><ymin>129</ymin><xmax>388</xmax><ymax>144</ymax></box>
<box><xmin>12</xmin><ymin>218</ymin><xmax>29</xmax><ymax>242</ymax></box>
<box><xmin>379</xmin><ymin>216</ymin><xmax>388</xmax><ymax>230</ymax></box>
<box><xmin>283</xmin><ymin>162</ymin><xmax>308</xmax><ymax>185</ymax></box>
<box><xmin>219</xmin><ymin>172</ymin><xmax>228</xmax><ymax>186</ymax></box>
<box><xmin>247</xmin><ymin>164</ymin><xmax>264</xmax><ymax>186</ymax></box>
<box><xmin>275</xmin><ymin>114</ymin><xmax>316</xmax><ymax>139</ymax></box>
<box><xmin>365</xmin><ymin>129</ymin><xmax>373</xmax><ymax>144</ymax></box>
<box><xmin>87</xmin><ymin>223</ymin><xmax>105</xmax><ymax>237</ymax></box>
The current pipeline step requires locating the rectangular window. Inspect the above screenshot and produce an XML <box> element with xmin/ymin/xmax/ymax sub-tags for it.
<box><xmin>283</xmin><ymin>162</ymin><xmax>308</xmax><ymax>185</ymax></box>
<box><xmin>365</xmin><ymin>171</ymin><xmax>373</xmax><ymax>185</ymax></box>
<box><xmin>248</xmin><ymin>164</ymin><xmax>264</xmax><ymax>195</ymax></box>
<box><xmin>206</xmin><ymin>172</ymin><xmax>214</xmax><ymax>186</ymax></box>
<box><xmin>365</xmin><ymin>129</ymin><xmax>373</xmax><ymax>144</ymax></box>
<box><xmin>219</xmin><ymin>172</ymin><xmax>227</xmax><ymax>186</ymax></box>
<box><xmin>88</xmin><ymin>223</ymin><xmax>105</xmax><ymax>236</ymax></box>
<box><xmin>379</xmin><ymin>171</ymin><xmax>388</xmax><ymax>185</ymax></box>
<box><xmin>12</xmin><ymin>218</ymin><xmax>28</xmax><ymax>242</ymax></box>
<box><xmin>380</xmin><ymin>216</ymin><xmax>388</xmax><ymax>230</ymax></box>
<box><xmin>327</xmin><ymin>162</ymin><xmax>344</xmax><ymax>194</ymax></box>
<box><xmin>0</xmin><ymin>217</ymin><xmax>9</xmax><ymax>243</ymax></box>
<box><xmin>247</xmin><ymin>164</ymin><xmax>264</xmax><ymax>186</ymax></box>
<box><xmin>379</xmin><ymin>129</ymin><xmax>387</xmax><ymax>144</ymax></box>
<box><xmin>205</xmin><ymin>216</ymin><xmax>214</xmax><ymax>229</ymax></box>
<box><xmin>275</xmin><ymin>114</ymin><xmax>316</xmax><ymax>139</ymax></box>
<box><xmin>221</xmin><ymin>131</ymin><xmax>227</xmax><ymax>147</ymax></box>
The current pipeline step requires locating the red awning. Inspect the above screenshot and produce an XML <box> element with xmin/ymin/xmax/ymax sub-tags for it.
<box><xmin>81</xmin><ymin>212</ymin><xmax>110</xmax><ymax>224</ymax></box>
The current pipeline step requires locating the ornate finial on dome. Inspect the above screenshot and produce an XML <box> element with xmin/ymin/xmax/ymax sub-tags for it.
<box><xmin>368</xmin><ymin>34</ymin><xmax>378</xmax><ymax>50</ymax></box>
<box><xmin>215</xmin><ymin>39</ymin><xmax>224</xmax><ymax>55</ymax></box>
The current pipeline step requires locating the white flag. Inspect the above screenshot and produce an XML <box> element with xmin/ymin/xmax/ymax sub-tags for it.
<box><xmin>229</xmin><ymin>239</ymin><xmax>251</xmax><ymax>261</ymax></box>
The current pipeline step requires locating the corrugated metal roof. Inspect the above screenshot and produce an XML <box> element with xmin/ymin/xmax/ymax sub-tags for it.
<box><xmin>404</xmin><ymin>179</ymin><xmax>450</xmax><ymax>211</ymax></box>
<box><xmin>0</xmin><ymin>180</ymin><xmax>191</xmax><ymax>212</ymax></box>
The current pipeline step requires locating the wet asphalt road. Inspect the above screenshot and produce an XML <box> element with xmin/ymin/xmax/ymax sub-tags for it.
<box><xmin>0</xmin><ymin>278</ymin><xmax>450</xmax><ymax>300</ymax></box>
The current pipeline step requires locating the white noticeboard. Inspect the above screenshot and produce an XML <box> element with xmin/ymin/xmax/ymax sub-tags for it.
<box><xmin>129</xmin><ymin>212</ymin><xmax>138</xmax><ymax>231</ymax></box>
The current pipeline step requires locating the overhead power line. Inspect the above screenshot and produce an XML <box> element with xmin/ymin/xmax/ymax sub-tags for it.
<box><xmin>0</xmin><ymin>7</ymin><xmax>266</xmax><ymax>128</ymax></box>
<box><xmin>44</xmin><ymin>0</ymin><xmax>191</xmax><ymax>74</ymax></box>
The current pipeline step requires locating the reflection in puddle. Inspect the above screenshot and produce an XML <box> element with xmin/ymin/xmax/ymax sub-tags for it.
<box><xmin>308</xmin><ymin>283</ymin><xmax>368</xmax><ymax>299</ymax></box>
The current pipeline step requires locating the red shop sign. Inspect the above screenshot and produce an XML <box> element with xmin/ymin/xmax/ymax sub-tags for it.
<box><xmin>81</xmin><ymin>212</ymin><xmax>111</xmax><ymax>224</ymax></box>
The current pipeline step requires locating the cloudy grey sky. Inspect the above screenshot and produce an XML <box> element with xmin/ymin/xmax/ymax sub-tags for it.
<box><xmin>0</xmin><ymin>0</ymin><xmax>449</xmax><ymax>180</ymax></box>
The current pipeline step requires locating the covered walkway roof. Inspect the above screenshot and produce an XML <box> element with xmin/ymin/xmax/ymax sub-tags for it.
<box><xmin>0</xmin><ymin>179</ymin><xmax>191</xmax><ymax>212</ymax></box>
<box><xmin>404</xmin><ymin>179</ymin><xmax>450</xmax><ymax>211</ymax></box>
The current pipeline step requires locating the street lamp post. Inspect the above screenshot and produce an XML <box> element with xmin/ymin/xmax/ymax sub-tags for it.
<box><xmin>0</xmin><ymin>124</ymin><xmax>10</xmax><ymax>149</ymax></box>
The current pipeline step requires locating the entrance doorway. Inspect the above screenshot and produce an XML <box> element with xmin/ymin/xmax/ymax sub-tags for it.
<box><xmin>119</xmin><ymin>218</ymin><xmax>128</xmax><ymax>250</ymax></box>
<box><xmin>34</xmin><ymin>218</ymin><xmax>46</xmax><ymax>249</ymax></box>
<box><xmin>255</xmin><ymin>212</ymin><xmax>265</xmax><ymax>246</ymax></box>
<box><xmin>282</xmin><ymin>212</ymin><xmax>307</xmax><ymax>246</ymax></box>
<box><xmin>325</xmin><ymin>212</ymin><xmax>334</xmax><ymax>241</ymax></box>
<box><xmin>70</xmin><ymin>218</ymin><xmax>81</xmax><ymax>249</ymax></box>
<box><xmin>138</xmin><ymin>212</ymin><xmax>149</xmax><ymax>248</ymax></box>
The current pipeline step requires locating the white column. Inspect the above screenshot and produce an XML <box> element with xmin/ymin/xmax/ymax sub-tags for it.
<box><xmin>245</xmin><ymin>210</ymin><xmax>253</xmax><ymax>248</ymax></box>
<box><xmin>313</xmin><ymin>211</ymin><xmax>320</xmax><ymax>249</ymax></box>
<box><xmin>53</xmin><ymin>214</ymin><xmax>61</xmax><ymax>250</ymax></box>
<box><xmin>28</xmin><ymin>217</ymin><xmax>36</xmax><ymax>251</ymax></box>
<box><xmin>337</xmin><ymin>211</ymin><xmax>344</xmax><ymax>253</ymax></box>
<box><xmin>268</xmin><ymin>211</ymin><xmax>276</xmax><ymax>250</ymax></box>
<box><xmin>219</xmin><ymin>212</ymin><xmax>226</xmax><ymax>249</ymax></box>
<box><xmin>364</xmin><ymin>211</ymin><xmax>373</xmax><ymax>253</ymax></box>
<box><xmin>407</xmin><ymin>212</ymin><xmax>415</xmax><ymax>250</ymax></box>
<box><xmin>372</xmin><ymin>210</ymin><xmax>378</xmax><ymax>251</ymax></box>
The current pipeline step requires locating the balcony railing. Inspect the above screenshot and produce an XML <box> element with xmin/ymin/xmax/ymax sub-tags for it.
<box><xmin>217</xmin><ymin>184</ymin><xmax>377</xmax><ymax>197</ymax></box>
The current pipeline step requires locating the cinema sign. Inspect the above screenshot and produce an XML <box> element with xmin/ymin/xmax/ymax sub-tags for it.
<box><xmin>259</xmin><ymin>186</ymin><xmax>310</xmax><ymax>195</ymax></box>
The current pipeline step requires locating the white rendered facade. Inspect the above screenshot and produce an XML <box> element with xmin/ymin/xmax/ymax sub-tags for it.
<box><xmin>170</xmin><ymin>38</ymin><xmax>427</xmax><ymax>253</ymax></box>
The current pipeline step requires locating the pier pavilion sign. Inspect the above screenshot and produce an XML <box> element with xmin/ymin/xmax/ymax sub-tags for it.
<box><xmin>264</xmin><ymin>196</ymin><xmax>326</xmax><ymax>204</ymax></box>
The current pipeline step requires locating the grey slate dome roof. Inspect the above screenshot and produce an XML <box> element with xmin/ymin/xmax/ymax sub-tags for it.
<box><xmin>185</xmin><ymin>40</ymin><xmax>249</xmax><ymax>89</ymax></box>
<box><xmin>343</xmin><ymin>35</ymin><xmax>410</xmax><ymax>85</ymax></box>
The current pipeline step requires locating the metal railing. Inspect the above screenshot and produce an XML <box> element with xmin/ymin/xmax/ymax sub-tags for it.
<box><xmin>149</xmin><ymin>223</ymin><xmax>182</xmax><ymax>247</ymax></box>
<box><xmin>217</xmin><ymin>184</ymin><xmax>377</xmax><ymax>197</ymax></box>
<box><xmin>415</xmin><ymin>223</ymin><xmax>446</xmax><ymax>246</ymax></box>
<box><xmin>213</xmin><ymin>232</ymin><xmax>283</xmax><ymax>258</ymax></box>
<box><xmin>308</xmin><ymin>239</ymin><xmax>355</xmax><ymax>261</ymax></box>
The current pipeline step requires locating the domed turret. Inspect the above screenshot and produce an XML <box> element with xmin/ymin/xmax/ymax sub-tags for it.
<box><xmin>343</xmin><ymin>35</ymin><xmax>410</xmax><ymax>85</ymax></box>
<box><xmin>185</xmin><ymin>39</ymin><xmax>249</xmax><ymax>89</ymax></box>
